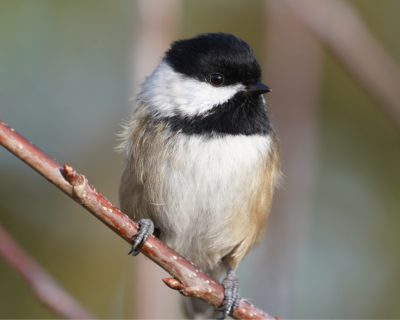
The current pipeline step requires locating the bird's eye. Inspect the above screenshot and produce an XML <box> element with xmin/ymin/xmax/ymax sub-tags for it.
<box><xmin>209</xmin><ymin>73</ymin><xmax>224</xmax><ymax>86</ymax></box>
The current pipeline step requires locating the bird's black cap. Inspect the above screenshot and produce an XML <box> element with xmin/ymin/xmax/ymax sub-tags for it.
<box><xmin>165</xmin><ymin>33</ymin><xmax>262</xmax><ymax>86</ymax></box>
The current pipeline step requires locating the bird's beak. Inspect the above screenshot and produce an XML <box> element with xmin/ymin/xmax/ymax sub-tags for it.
<box><xmin>246</xmin><ymin>82</ymin><xmax>271</xmax><ymax>95</ymax></box>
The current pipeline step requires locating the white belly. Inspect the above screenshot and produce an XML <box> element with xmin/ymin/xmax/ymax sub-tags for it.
<box><xmin>150</xmin><ymin>133</ymin><xmax>271</xmax><ymax>271</ymax></box>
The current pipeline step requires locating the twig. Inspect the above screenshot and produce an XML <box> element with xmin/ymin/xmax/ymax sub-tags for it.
<box><xmin>132</xmin><ymin>1</ymin><xmax>182</xmax><ymax>315</ymax></box>
<box><xmin>282</xmin><ymin>0</ymin><xmax>400</xmax><ymax>127</ymax></box>
<box><xmin>0</xmin><ymin>223</ymin><xmax>93</xmax><ymax>319</ymax></box>
<box><xmin>0</xmin><ymin>120</ymin><xmax>277</xmax><ymax>320</ymax></box>
<box><xmin>262</xmin><ymin>0</ymin><xmax>321</xmax><ymax>313</ymax></box>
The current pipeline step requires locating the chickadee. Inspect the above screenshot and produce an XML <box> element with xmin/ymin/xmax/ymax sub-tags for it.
<box><xmin>119</xmin><ymin>33</ymin><xmax>280</xmax><ymax>319</ymax></box>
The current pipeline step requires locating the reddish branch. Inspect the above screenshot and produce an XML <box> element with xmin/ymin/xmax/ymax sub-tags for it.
<box><xmin>0</xmin><ymin>223</ymin><xmax>93</xmax><ymax>319</ymax></box>
<box><xmin>0</xmin><ymin>120</ymin><xmax>277</xmax><ymax>320</ymax></box>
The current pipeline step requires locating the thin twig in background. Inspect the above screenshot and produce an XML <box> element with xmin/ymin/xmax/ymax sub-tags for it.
<box><xmin>132</xmin><ymin>0</ymin><xmax>182</xmax><ymax>317</ymax></box>
<box><xmin>261</xmin><ymin>0</ymin><xmax>322</xmax><ymax>314</ymax></box>
<box><xmin>0</xmin><ymin>120</ymin><xmax>277</xmax><ymax>320</ymax></box>
<box><xmin>0</xmin><ymin>223</ymin><xmax>94</xmax><ymax>319</ymax></box>
<box><xmin>282</xmin><ymin>0</ymin><xmax>400</xmax><ymax>127</ymax></box>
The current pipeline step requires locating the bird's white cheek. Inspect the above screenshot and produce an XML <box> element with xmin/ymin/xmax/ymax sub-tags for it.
<box><xmin>170</xmin><ymin>80</ymin><xmax>190</xmax><ymax>107</ymax></box>
<box><xmin>170</xmin><ymin>79</ymin><xmax>244</xmax><ymax>116</ymax></box>
<box><xmin>139</xmin><ymin>61</ymin><xmax>244</xmax><ymax>117</ymax></box>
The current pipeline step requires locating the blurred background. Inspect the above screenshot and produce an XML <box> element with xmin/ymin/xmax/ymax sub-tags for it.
<box><xmin>1</xmin><ymin>0</ymin><xmax>400</xmax><ymax>318</ymax></box>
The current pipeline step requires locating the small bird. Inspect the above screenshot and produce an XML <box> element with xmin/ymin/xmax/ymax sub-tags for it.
<box><xmin>118</xmin><ymin>33</ymin><xmax>280</xmax><ymax>319</ymax></box>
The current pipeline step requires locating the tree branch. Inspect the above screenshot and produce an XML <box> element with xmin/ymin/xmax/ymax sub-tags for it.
<box><xmin>282</xmin><ymin>0</ymin><xmax>400</xmax><ymax>128</ymax></box>
<box><xmin>0</xmin><ymin>223</ymin><xmax>94</xmax><ymax>319</ymax></box>
<box><xmin>0</xmin><ymin>120</ymin><xmax>277</xmax><ymax>320</ymax></box>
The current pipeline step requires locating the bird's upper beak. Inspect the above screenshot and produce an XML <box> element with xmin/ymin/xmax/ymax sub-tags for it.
<box><xmin>246</xmin><ymin>82</ymin><xmax>271</xmax><ymax>95</ymax></box>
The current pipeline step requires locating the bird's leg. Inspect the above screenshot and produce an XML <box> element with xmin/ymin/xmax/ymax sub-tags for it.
<box><xmin>217</xmin><ymin>267</ymin><xmax>240</xmax><ymax>319</ymax></box>
<box><xmin>128</xmin><ymin>218</ymin><xmax>154</xmax><ymax>256</ymax></box>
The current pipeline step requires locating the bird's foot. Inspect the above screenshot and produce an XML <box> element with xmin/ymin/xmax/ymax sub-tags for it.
<box><xmin>128</xmin><ymin>218</ymin><xmax>154</xmax><ymax>256</ymax></box>
<box><xmin>217</xmin><ymin>269</ymin><xmax>240</xmax><ymax>319</ymax></box>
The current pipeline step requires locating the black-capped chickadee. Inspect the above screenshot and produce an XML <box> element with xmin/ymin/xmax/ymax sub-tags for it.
<box><xmin>118</xmin><ymin>33</ymin><xmax>280</xmax><ymax>319</ymax></box>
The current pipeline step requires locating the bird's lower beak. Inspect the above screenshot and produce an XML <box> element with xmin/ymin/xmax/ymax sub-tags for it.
<box><xmin>246</xmin><ymin>82</ymin><xmax>271</xmax><ymax>95</ymax></box>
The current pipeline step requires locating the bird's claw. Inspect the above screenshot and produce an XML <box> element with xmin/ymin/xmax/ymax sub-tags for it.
<box><xmin>129</xmin><ymin>218</ymin><xmax>154</xmax><ymax>256</ymax></box>
<box><xmin>217</xmin><ymin>269</ymin><xmax>240</xmax><ymax>319</ymax></box>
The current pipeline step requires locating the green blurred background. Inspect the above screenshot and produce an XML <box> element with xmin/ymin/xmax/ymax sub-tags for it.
<box><xmin>1</xmin><ymin>0</ymin><xmax>399</xmax><ymax>318</ymax></box>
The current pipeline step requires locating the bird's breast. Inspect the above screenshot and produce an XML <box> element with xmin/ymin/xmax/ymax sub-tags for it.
<box><xmin>137</xmin><ymin>130</ymin><xmax>273</xmax><ymax>271</ymax></box>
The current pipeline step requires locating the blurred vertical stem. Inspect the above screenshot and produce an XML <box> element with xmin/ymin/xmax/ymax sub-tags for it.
<box><xmin>130</xmin><ymin>0</ymin><xmax>181</xmax><ymax>318</ymax></box>
<box><xmin>261</xmin><ymin>0</ymin><xmax>322</xmax><ymax>316</ymax></box>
